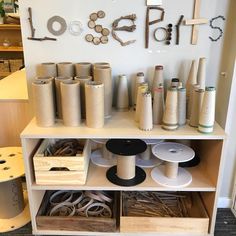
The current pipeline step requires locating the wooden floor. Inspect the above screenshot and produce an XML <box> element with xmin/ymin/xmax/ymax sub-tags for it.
<box><xmin>2</xmin><ymin>209</ymin><xmax>236</xmax><ymax>236</ymax></box>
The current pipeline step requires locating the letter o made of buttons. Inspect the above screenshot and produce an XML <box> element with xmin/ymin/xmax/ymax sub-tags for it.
<box><xmin>47</xmin><ymin>16</ymin><xmax>67</xmax><ymax>36</ymax></box>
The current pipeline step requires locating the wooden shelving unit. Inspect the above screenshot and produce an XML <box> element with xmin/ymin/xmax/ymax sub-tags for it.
<box><xmin>0</xmin><ymin>46</ymin><xmax>23</xmax><ymax>52</ymax></box>
<box><xmin>21</xmin><ymin>111</ymin><xmax>227</xmax><ymax>236</ymax></box>
<box><xmin>0</xmin><ymin>24</ymin><xmax>21</xmax><ymax>30</ymax></box>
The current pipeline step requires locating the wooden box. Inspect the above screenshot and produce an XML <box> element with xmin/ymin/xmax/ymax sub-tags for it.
<box><xmin>120</xmin><ymin>192</ymin><xmax>209</xmax><ymax>234</ymax></box>
<box><xmin>9</xmin><ymin>59</ymin><xmax>23</xmax><ymax>72</ymax></box>
<box><xmin>36</xmin><ymin>191</ymin><xmax>118</xmax><ymax>232</ymax></box>
<box><xmin>33</xmin><ymin>139</ymin><xmax>91</xmax><ymax>185</ymax></box>
<box><xmin>0</xmin><ymin>59</ymin><xmax>10</xmax><ymax>72</ymax></box>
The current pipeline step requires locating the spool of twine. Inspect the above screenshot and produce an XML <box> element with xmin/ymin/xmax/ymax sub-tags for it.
<box><xmin>32</xmin><ymin>80</ymin><xmax>55</xmax><ymax>127</ymax></box>
<box><xmin>197</xmin><ymin>58</ymin><xmax>206</xmax><ymax>90</ymax></box>
<box><xmin>61</xmin><ymin>80</ymin><xmax>81</xmax><ymax>126</ymax></box>
<box><xmin>85</xmin><ymin>81</ymin><xmax>104</xmax><ymax>128</ymax></box>
<box><xmin>116</xmin><ymin>75</ymin><xmax>129</xmax><ymax>111</ymax></box>
<box><xmin>171</xmin><ymin>78</ymin><xmax>179</xmax><ymax>88</ymax></box>
<box><xmin>57</xmin><ymin>62</ymin><xmax>74</xmax><ymax>77</ymax></box>
<box><xmin>134</xmin><ymin>72</ymin><xmax>145</xmax><ymax>108</ymax></box>
<box><xmin>165</xmin><ymin>162</ymin><xmax>179</xmax><ymax>179</ymax></box>
<box><xmin>117</xmin><ymin>155</ymin><xmax>136</xmax><ymax>180</ymax></box>
<box><xmin>135</xmin><ymin>83</ymin><xmax>149</xmax><ymax>122</ymax></box>
<box><xmin>178</xmin><ymin>88</ymin><xmax>186</xmax><ymax>126</ymax></box>
<box><xmin>189</xmin><ymin>89</ymin><xmax>205</xmax><ymax>127</ymax></box>
<box><xmin>198</xmin><ymin>87</ymin><xmax>216</xmax><ymax>133</ymax></box>
<box><xmin>152</xmin><ymin>65</ymin><xmax>164</xmax><ymax>95</ymax></box>
<box><xmin>186</xmin><ymin>60</ymin><xmax>197</xmax><ymax>99</ymax></box>
<box><xmin>153</xmin><ymin>86</ymin><xmax>164</xmax><ymax>125</ymax></box>
<box><xmin>139</xmin><ymin>91</ymin><xmax>153</xmax><ymax>131</ymax></box>
<box><xmin>75</xmin><ymin>62</ymin><xmax>92</xmax><ymax>77</ymax></box>
<box><xmin>162</xmin><ymin>87</ymin><xmax>178</xmax><ymax>131</ymax></box>
<box><xmin>187</xmin><ymin>84</ymin><xmax>200</xmax><ymax>119</ymax></box>
<box><xmin>55</xmin><ymin>77</ymin><xmax>73</xmax><ymax>119</ymax></box>
<box><xmin>74</xmin><ymin>76</ymin><xmax>92</xmax><ymax>119</ymax></box>
<box><xmin>39</xmin><ymin>62</ymin><xmax>57</xmax><ymax>77</ymax></box>
<box><xmin>93</xmin><ymin>66</ymin><xmax>112</xmax><ymax>118</ymax></box>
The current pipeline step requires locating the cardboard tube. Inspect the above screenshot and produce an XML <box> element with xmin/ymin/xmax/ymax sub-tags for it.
<box><xmin>116</xmin><ymin>75</ymin><xmax>129</xmax><ymax>111</ymax></box>
<box><xmin>152</xmin><ymin>65</ymin><xmax>164</xmax><ymax>95</ymax></box>
<box><xmin>85</xmin><ymin>82</ymin><xmax>104</xmax><ymax>128</ymax></box>
<box><xmin>32</xmin><ymin>80</ymin><xmax>55</xmax><ymax>127</ymax></box>
<box><xmin>187</xmin><ymin>84</ymin><xmax>200</xmax><ymax>119</ymax></box>
<box><xmin>178</xmin><ymin>88</ymin><xmax>187</xmax><ymax>126</ymax></box>
<box><xmin>57</xmin><ymin>62</ymin><xmax>74</xmax><ymax>77</ymax></box>
<box><xmin>134</xmin><ymin>72</ymin><xmax>145</xmax><ymax>107</ymax></box>
<box><xmin>0</xmin><ymin>178</ymin><xmax>24</xmax><ymax>219</ymax></box>
<box><xmin>117</xmin><ymin>155</ymin><xmax>136</xmax><ymax>180</ymax></box>
<box><xmin>165</xmin><ymin>162</ymin><xmax>179</xmax><ymax>179</ymax></box>
<box><xmin>153</xmin><ymin>86</ymin><xmax>164</xmax><ymax>125</ymax></box>
<box><xmin>186</xmin><ymin>60</ymin><xmax>197</xmax><ymax>99</ymax></box>
<box><xmin>197</xmin><ymin>58</ymin><xmax>206</xmax><ymax>90</ymax></box>
<box><xmin>39</xmin><ymin>62</ymin><xmax>57</xmax><ymax>77</ymax></box>
<box><xmin>140</xmin><ymin>146</ymin><xmax>151</xmax><ymax>161</ymax></box>
<box><xmin>75</xmin><ymin>62</ymin><xmax>92</xmax><ymax>77</ymax></box>
<box><xmin>61</xmin><ymin>80</ymin><xmax>81</xmax><ymax>126</ymax></box>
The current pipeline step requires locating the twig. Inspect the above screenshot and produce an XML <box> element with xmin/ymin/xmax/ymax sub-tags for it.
<box><xmin>176</xmin><ymin>15</ymin><xmax>184</xmax><ymax>45</ymax></box>
<box><xmin>27</xmin><ymin>37</ymin><xmax>57</xmax><ymax>41</ymax></box>
<box><xmin>28</xmin><ymin>7</ymin><xmax>35</xmax><ymax>38</ymax></box>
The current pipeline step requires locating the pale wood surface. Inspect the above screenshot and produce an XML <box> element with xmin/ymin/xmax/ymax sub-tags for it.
<box><xmin>192</xmin><ymin>0</ymin><xmax>201</xmax><ymax>45</ymax></box>
<box><xmin>0</xmin><ymin>46</ymin><xmax>23</xmax><ymax>52</ymax></box>
<box><xmin>0</xmin><ymin>24</ymin><xmax>21</xmax><ymax>30</ymax></box>
<box><xmin>185</xmin><ymin>18</ymin><xmax>208</xmax><ymax>25</ymax></box>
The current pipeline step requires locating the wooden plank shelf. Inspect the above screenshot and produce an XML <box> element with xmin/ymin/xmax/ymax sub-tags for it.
<box><xmin>0</xmin><ymin>46</ymin><xmax>23</xmax><ymax>52</ymax></box>
<box><xmin>0</xmin><ymin>72</ymin><xmax>11</xmax><ymax>77</ymax></box>
<box><xmin>0</xmin><ymin>24</ymin><xmax>21</xmax><ymax>30</ymax></box>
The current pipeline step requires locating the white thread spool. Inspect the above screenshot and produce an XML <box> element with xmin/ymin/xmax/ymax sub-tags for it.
<box><xmin>61</xmin><ymin>80</ymin><xmax>81</xmax><ymax>127</ymax></box>
<box><xmin>39</xmin><ymin>62</ymin><xmax>57</xmax><ymax>77</ymax></box>
<box><xmin>75</xmin><ymin>62</ymin><xmax>92</xmax><ymax>77</ymax></box>
<box><xmin>189</xmin><ymin>89</ymin><xmax>205</xmax><ymax>127</ymax></box>
<box><xmin>117</xmin><ymin>155</ymin><xmax>136</xmax><ymax>180</ymax></box>
<box><xmin>85</xmin><ymin>81</ymin><xmax>104</xmax><ymax>128</ymax></box>
<box><xmin>135</xmin><ymin>83</ymin><xmax>149</xmax><ymax>122</ymax></box>
<box><xmin>93</xmin><ymin>66</ymin><xmax>112</xmax><ymax>118</ymax></box>
<box><xmin>178</xmin><ymin>88</ymin><xmax>186</xmax><ymax>126</ymax></box>
<box><xmin>152</xmin><ymin>65</ymin><xmax>164</xmax><ymax>95</ymax></box>
<box><xmin>162</xmin><ymin>87</ymin><xmax>178</xmax><ymax>131</ymax></box>
<box><xmin>198</xmin><ymin>87</ymin><xmax>216</xmax><ymax>133</ymax></box>
<box><xmin>171</xmin><ymin>78</ymin><xmax>179</xmax><ymax>88</ymax></box>
<box><xmin>55</xmin><ymin>77</ymin><xmax>73</xmax><ymax>119</ymax></box>
<box><xmin>32</xmin><ymin>80</ymin><xmax>55</xmax><ymax>127</ymax></box>
<box><xmin>74</xmin><ymin>76</ymin><xmax>92</xmax><ymax>119</ymax></box>
<box><xmin>139</xmin><ymin>92</ymin><xmax>153</xmax><ymax>131</ymax></box>
<box><xmin>57</xmin><ymin>62</ymin><xmax>74</xmax><ymax>77</ymax></box>
<box><xmin>197</xmin><ymin>58</ymin><xmax>206</xmax><ymax>90</ymax></box>
<box><xmin>153</xmin><ymin>86</ymin><xmax>164</xmax><ymax>125</ymax></box>
<box><xmin>187</xmin><ymin>84</ymin><xmax>200</xmax><ymax>119</ymax></box>
<box><xmin>116</xmin><ymin>75</ymin><xmax>129</xmax><ymax>111</ymax></box>
<box><xmin>134</xmin><ymin>72</ymin><xmax>145</xmax><ymax>108</ymax></box>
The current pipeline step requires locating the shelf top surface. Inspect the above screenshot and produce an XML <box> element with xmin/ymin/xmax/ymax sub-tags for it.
<box><xmin>0</xmin><ymin>24</ymin><xmax>21</xmax><ymax>30</ymax></box>
<box><xmin>0</xmin><ymin>46</ymin><xmax>23</xmax><ymax>51</ymax></box>
<box><xmin>21</xmin><ymin>111</ymin><xmax>226</xmax><ymax>139</ymax></box>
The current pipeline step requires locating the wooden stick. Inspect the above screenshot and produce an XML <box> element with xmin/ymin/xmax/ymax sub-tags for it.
<box><xmin>176</xmin><ymin>15</ymin><xmax>184</xmax><ymax>45</ymax></box>
<box><xmin>27</xmin><ymin>37</ymin><xmax>57</xmax><ymax>41</ymax></box>
<box><xmin>28</xmin><ymin>7</ymin><xmax>35</xmax><ymax>38</ymax></box>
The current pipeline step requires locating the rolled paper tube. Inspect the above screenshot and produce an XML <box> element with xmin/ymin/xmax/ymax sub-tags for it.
<box><xmin>178</xmin><ymin>88</ymin><xmax>187</xmax><ymax>126</ymax></box>
<box><xmin>171</xmin><ymin>78</ymin><xmax>179</xmax><ymax>88</ymax></box>
<box><xmin>117</xmin><ymin>155</ymin><xmax>136</xmax><ymax>180</ymax></box>
<box><xmin>93</xmin><ymin>66</ymin><xmax>112</xmax><ymax>118</ymax></box>
<box><xmin>140</xmin><ymin>145</ymin><xmax>151</xmax><ymax>161</ymax></box>
<box><xmin>57</xmin><ymin>62</ymin><xmax>74</xmax><ymax>77</ymax></box>
<box><xmin>32</xmin><ymin>80</ymin><xmax>55</xmax><ymax>127</ymax></box>
<box><xmin>198</xmin><ymin>87</ymin><xmax>216</xmax><ymax>133</ymax></box>
<box><xmin>135</xmin><ymin>83</ymin><xmax>149</xmax><ymax>122</ymax></box>
<box><xmin>186</xmin><ymin>60</ymin><xmax>198</xmax><ymax>99</ymax></box>
<box><xmin>61</xmin><ymin>80</ymin><xmax>81</xmax><ymax>126</ymax></box>
<box><xmin>116</xmin><ymin>75</ymin><xmax>129</xmax><ymax>111</ymax></box>
<box><xmin>134</xmin><ymin>72</ymin><xmax>145</xmax><ymax>107</ymax></box>
<box><xmin>197</xmin><ymin>58</ymin><xmax>206</xmax><ymax>90</ymax></box>
<box><xmin>153</xmin><ymin>86</ymin><xmax>164</xmax><ymax>125</ymax></box>
<box><xmin>0</xmin><ymin>178</ymin><xmax>24</xmax><ymax>219</ymax></box>
<box><xmin>152</xmin><ymin>65</ymin><xmax>164</xmax><ymax>95</ymax></box>
<box><xmin>93</xmin><ymin>62</ymin><xmax>110</xmax><ymax>69</ymax></box>
<box><xmin>165</xmin><ymin>162</ymin><xmax>179</xmax><ymax>179</ymax></box>
<box><xmin>139</xmin><ymin>91</ymin><xmax>153</xmax><ymax>131</ymax></box>
<box><xmin>85</xmin><ymin>81</ymin><xmax>105</xmax><ymax>128</ymax></box>
<box><xmin>74</xmin><ymin>76</ymin><xmax>92</xmax><ymax>119</ymax></box>
<box><xmin>189</xmin><ymin>89</ymin><xmax>205</xmax><ymax>127</ymax></box>
<box><xmin>162</xmin><ymin>87</ymin><xmax>178</xmax><ymax>131</ymax></box>
<box><xmin>187</xmin><ymin>84</ymin><xmax>200</xmax><ymax>119</ymax></box>
<box><xmin>55</xmin><ymin>77</ymin><xmax>73</xmax><ymax>119</ymax></box>
<box><xmin>75</xmin><ymin>62</ymin><xmax>92</xmax><ymax>77</ymax></box>
<box><xmin>39</xmin><ymin>62</ymin><xmax>57</xmax><ymax>77</ymax></box>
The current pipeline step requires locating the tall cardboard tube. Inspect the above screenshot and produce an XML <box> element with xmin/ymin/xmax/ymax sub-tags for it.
<box><xmin>57</xmin><ymin>62</ymin><xmax>74</xmax><ymax>77</ymax></box>
<box><xmin>165</xmin><ymin>162</ymin><xmax>179</xmax><ymax>179</ymax></box>
<box><xmin>117</xmin><ymin>155</ymin><xmax>136</xmax><ymax>180</ymax></box>
<box><xmin>75</xmin><ymin>62</ymin><xmax>92</xmax><ymax>77</ymax></box>
<box><xmin>39</xmin><ymin>62</ymin><xmax>57</xmax><ymax>77</ymax></box>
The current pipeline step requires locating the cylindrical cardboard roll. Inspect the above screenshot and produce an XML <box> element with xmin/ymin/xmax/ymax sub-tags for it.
<box><xmin>74</xmin><ymin>76</ymin><xmax>92</xmax><ymax>119</ymax></box>
<box><xmin>171</xmin><ymin>78</ymin><xmax>179</xmax><ymax>88</ymax></box>
<box><xmin>135</xmin><ymin>83</ymin><xmax>149</xmax><ymax>122</ymax></box>
<box><xmin>32</xmin><ymin>80</ymin><xmax>55</xmax><ymax>127</ymax></box>
<box><xmin>39</xmin><ymin>62</ymin><xmax>57</xmax><ymax>77</ymax></box>
<box><xmin>102</xmin><ymin>146</ymin><xmax>113</xmax><ymax>160</ymax></box>
<box><xmin>75</xmin><ymin>62</ymin><xmax>92</xmax><ymax>77</ymax></box>
<box><xmin>0</xmin><ymin>178</ymin><xmax>24</xmax><ymax>219</ymax></box>
<box><xmin>55</xmin><ymin>77</ymin><xmax>73</xmax><ymax>119</ymax></box>
<box><xmin>198</xmin><ymin>87</ymin><xmax>216</xmax><ymax>133</ymax></box>
<box><xmin>57</xmin><ymin>62</ymin><xmax>74</xmax><ymax>77</ymax></box>
<box><xmin>85</xmin><ymin>81</ymin><xmax>104</xmax><ymax>128</ymax></box>
<box><xmin>187</xmin><ymin>84</ymin><xmax>200</xmax><ymax>119</ymax></box>
<box><xmin>140</xmin><ymin>145</ymin><xmax>151</xmax><ymax>161</ymax></box>
<box><xmin>197</xmin><ymin>58</ymin><xmax>206</xmax><ymax>90</ymax></box>
<box><xmin>189</xmin><ymin>89</ymin><xmax>205</xmax><ymax>127</ymax></box>
<box><xmin>153</xmin><ymin>86</ymin><xmax>164</xmax><ymax>125</ymax></box>
<box><xmin>93</xmin><ymin>62</ymin><xmax>110</xmax><ymax>69</ymax></box>
<box><xmin>134</xmin><ymin>72</ymin><xmax>145</xmax><ymax>108</ymax></box>
<box><xmin>178</xmin><ymin>88</ymin><xmax>187</xmax><ymax>126</ymax></box>
<box><xmin>93</xmin><ymin>66</ymin><xmax>112</xmax><ymax>118</ymax></box>
<box><xmin>116</xmin><ymin>75</ymin><xmax>129</xmax><ymax>111</ymax></box>
<box><xmin>186</xmin><ymin>60</ymin><xmax>198</xmax><ymax>99</ymax></box>
<box><xmin>139</xmin><ymin>92</ymin><xmax>153</xmax><ymax>131</ymax></box>
<box><xmin>165</xmin><ymin>162</ymin><xmax>179</xmax><ymax>179</ymax></box>
<box><xmin>162</xmin><ymin>87</ymin><xmax>178</xmax><ymax>131</ymax></box>
<box><xmin>61</xmin><ymin>80</ymin><xmax>81</xmax><ymax>126</ymax></box>
<box><xmin>117</xmin><ymin>155</ymin><xmax>136</xmax><ymax>180</ymax></box>
<box><xmin>152</xmin><ymin>65</ymin><xmax>164</xmax><ymax>95</ymax></box>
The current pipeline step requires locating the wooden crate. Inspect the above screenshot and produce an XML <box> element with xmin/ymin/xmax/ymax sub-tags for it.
<box><xmin>36</xmin><ymin>191</ymin><xmax>118</xmax><ymax>232</ymax></box>
<box><xmin>33</xmin><ymin>139</ymin><xmax>91</xmax><ymax>185</ymax></box>
<box><xmin>0</xmin><ymin>59</ymin><xmax>10</xmax><ymax>72</ymax></box>
<box><xmin>120</xmin><ymin>192</ymin><xmax>209</xmax><ymax>234</ymax></box>
<box><xmin>9</xmin><ymin>59</ymin><xmax>23</xmax><ymax>72</ymax></box>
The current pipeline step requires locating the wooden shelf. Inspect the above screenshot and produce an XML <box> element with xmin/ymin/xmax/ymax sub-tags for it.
<box><xmin>0</xmin><ymin>46</ymin><xmax>23</xmax><ymax>52</ymax></box>
<box><xmin>21</xmin><ymin>111</ymin><xmax>226</xmax><ymax>140</ymax></box>
<box><xmin>0</xmin><ymin>72</ymin><xmax>11</xmax><ymax>77</ymax></box>
<box><xmin>0</xmin><ymin>24</ymin><xmax>21</xmax><ymax>30</ymax></box>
